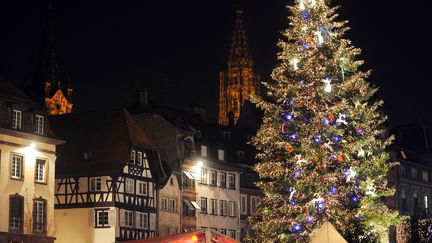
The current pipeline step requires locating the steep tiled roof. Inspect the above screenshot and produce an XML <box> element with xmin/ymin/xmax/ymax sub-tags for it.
<box><xmin>49</xmin><ymin>108</ymin><xmax>165</xmax><ymax>178</ymax></box>
<box><xmin>0</xmin><ymin>76</ymin><xmax>40</xmax><ymax>107</ymax></box>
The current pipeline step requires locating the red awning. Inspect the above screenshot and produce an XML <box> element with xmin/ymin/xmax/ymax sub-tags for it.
<box><xmin>122</xmin><ymin>229</ymin><xmax>237</xmax><ymax>243</ymax></box>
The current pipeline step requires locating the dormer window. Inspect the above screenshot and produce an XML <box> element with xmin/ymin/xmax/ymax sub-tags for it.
<box><xmin>131</xmin><ymin>150</ymin><xmax>136</xmax><ymax>164</ymax></box>
<box><xmin>236</xmin><ymin>150</ymin><xmax>245</xmax><ymax>159</ymax></box>
<box><xmin>201</xmin><ymin>145</ymin><xmax>208</xmax><ymax>157</ymax></box>
<box><xmin>218</xmin><ymin>149</ymin><xmax>225</xmax><ymax>161</ymax></box>
<box><xmin>35</xmin><ymin>114</ymin><xmax>44</xmax><ymax>134</ymax></box>
<box><xmin>12</xmin><ymin>109</ymin><xmax>22</xmax><ymax>130</ymax></box>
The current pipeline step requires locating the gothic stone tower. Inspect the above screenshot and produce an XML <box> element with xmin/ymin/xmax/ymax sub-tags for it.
<box><xmin>218</xmin><ymin>6</ymin><xmax>260</xmax><ymax>126</ymax></box>
<box><xmin>32</xmin><ymin>5</ymin><xmax>73</xmax><ymax>115</ymax></box>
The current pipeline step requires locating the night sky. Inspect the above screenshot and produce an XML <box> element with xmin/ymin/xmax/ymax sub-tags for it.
<box><xmin>0</xmin><ymin>0</ymin><xmax>430</xmax><ymax>127</ymax></box>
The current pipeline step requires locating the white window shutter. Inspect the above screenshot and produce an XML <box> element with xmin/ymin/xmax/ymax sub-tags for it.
<box><xmin>109</xmin><ymin>209</ymin><xmax>116</xmax><ymax>226</ymax></box>
<box><xmin>119</xmin><ymin>209</ymin><xmax>125</xmax><ymax>226</ymax></box>
<box><xmin>89</xmin><ymin>209</ymin><xmax>95</xmax><ymax>227</ymax></box>
<box><xmin>150</xmin><ymin>213</ymin><xmax>156</xmax><ymax>231</ymax></box>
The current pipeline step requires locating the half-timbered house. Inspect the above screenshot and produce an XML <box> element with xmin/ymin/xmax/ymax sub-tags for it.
<box><xmin>50</xmin><ymin>109</ymin><xmax>168</xmax><ymax>243</ymax></box>
<box><xmin>0</xmin><ymin>77</ymin><xmax>63</xmax><ymax>243</ymax></box>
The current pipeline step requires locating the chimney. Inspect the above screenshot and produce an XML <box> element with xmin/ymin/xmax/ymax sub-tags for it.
<box><xmin>191</xmin><ymin>104</ymin><xmax>207</xmax><ymax>120</ymax></box>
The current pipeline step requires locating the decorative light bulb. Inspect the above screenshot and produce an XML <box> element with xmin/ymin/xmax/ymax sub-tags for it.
<box><xmin>299</xmin><ymin>0</ymin><xmax>306</xmax><ymax>10</ymax></box>
<box><xmin>313</xmin><ymin>136</ymin><xmax>321</xmax><ymax>143</ymax></box>
<box><xmin>329</xmin><ymin>186</ymin><xmax>337</xmax><ymax>194</ymax></box>
<box><xmin>351</xmin><ymin>195</ymin><xmax>359</xmax><ymax>202</ymax></box>
<box><xmin>357</xmin><ymin>149</ymin><xmax>365</xmax><ymax>158</ymax></box>
<box><xmin>322</xmin><ymin>77</ymin><xmax>332</xmax><ymax>93</ymax></box>
<box><xmin>285</xmin><ymin>113</ymin><xmax>293</xmax><ymax>121</ymax></box>
<box><xmin>292</xmin><ymin>224</ymin><xmax>302</xmax><ymax>233</ymax></box>
<box><xmin>324</xmin><ymin>118</ymin><xmax>331</xmax><ymax>125</ymax></box>
<box><xmin>317</xmin><ymin>201</ymin><xmax>324</xmax><ymax>210</ymax></box>
<box><xmin>315</xmin><ymin>30</ymin><xmax>324</xmax><ymax>46</ymax></box>
<box><xmin>291</xmin><ymin>58</ymin><xmax>300</xmax><ymax>71</ymax></box>
<box><xmin>345</xmin><ymin>168</ymin><xmax>357</xmax><ymax>182</ymax></box>
<box><xmin>333</xmin><ymin>135</ymin><xmax>341</xmax><ymax>142</ymax></box>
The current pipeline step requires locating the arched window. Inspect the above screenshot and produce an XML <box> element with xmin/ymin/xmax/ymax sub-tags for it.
<box><xmin>9</xmin><ymin>194</ymin><xmax>24</xmax><ymax>232</ymax></box>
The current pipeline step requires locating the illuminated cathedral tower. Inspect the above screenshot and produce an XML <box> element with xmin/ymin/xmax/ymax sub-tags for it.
<box><xmin>218</xmin><ymin>6</ymin><xmax>260</xmax><ymax>125</ymax></box>
<box><xmin>32</xmin><ymin>5</ymin><xmax>73</xmax><ymax>115</ymax></box>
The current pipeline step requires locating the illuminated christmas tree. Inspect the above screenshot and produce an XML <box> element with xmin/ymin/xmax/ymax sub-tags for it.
<box><xmin>249</xmin><ymin>0</ymin><xmax>401</xmax><ymax>242</ymax></box>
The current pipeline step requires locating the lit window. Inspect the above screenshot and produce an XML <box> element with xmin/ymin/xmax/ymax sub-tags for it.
<box><xmin>210</xmin><ymin>171</ymin><xmax>217</xmax><ymax>186</ymax></box>
<box><xmin>169</xmin><ymin>199</ymin><xmax>176</xmax><ymax>212</ymax></box>
<box><xmin>201</xmin><ymin>145</ymin><xmax>208</xmax><ymax>157</ymax></box>
<box><xmin>228</xmin><ymin>230</ymin><xmax>236</xmax><ymax>239</ymax></box>
<box><xmin>240</xmin><ymin>195</ymin><xmax>247</xmax><ymax>215</ymax></box>
<box><xmin>90</xmin><ymin>177</ymin><xmax>102</xmax><ymax>191</ymax></box>
<box><xmin>11</xmin><ymin>154</ymin><xmax>23</xmax><ymax>179</ymax></box>
<box><xmin>136</xmin><ymin>212</ymin><xmax>148</xmax><ymax>229</ymax></box>
<box><xmin>12</xmin><ymin>109</ymin><xmax>22</xmax><ymax>129</ymax></box>
<box><xmin>123</xmin><ymin>210</ymin><xmax>133</xmax><ymax>227</ymax></box>
<box><xmin>137</xmin><ymin>181</ymin><xmax>147</xmax><ymax>196</ymax></box>
<box><xmin>228</xmin><ymin>201</ymin><xmax>236</xmax><ymax>217</ymax></box>
<box><xmin>218</xmin><ymin>149</ymin><xmax>225</xmax><ymax>161</ymax></box>
<box><xmin>250</xmin><ymin>196</ymin><xmax>260</xmax><ymax>215</ymax></box>
<box><xmin>33</xmin><ymin>199</ymin><xmax>45</xmax><ymax>232</ymax></box>
<box><xmin>425</xmin><ymin>195</ymin><xmax>429</xmax><ymax>210</ymax></box>
<box><xmin>125</xmin><ymin>178</ymin><xmax>134</xmax><ymax>194</ymax></box>
<box><xmin>228</xmin><ymin>174</ymin><xmax>235</xmax><ymax>189</ymax></box>
<box><xmin>35</xmin><ymin>114</ymin><xmax>44</xmax><ymax>134</ymax></box>
<box><xmin>422</xmin><ymin>171</ymin><xmax>429</xmax><ymax>182</ymax></box>
<box><xmin>35</xmin><ymin>159</ymin><xmax>46</xmax><ymax>183</ymax></box>
<box><xmin>137</xmin><ymin>152</ymin><xmax>142</xmax><ymax>166</ymax></box>
<box><xmin>201</xmin><ymin>168</ymin><xmax>208</xmax><ymax>184</ymax></box>
<box><xmin>95</xmin><ymin>209</ymin><xmax>109</xmax><ymax>228</ymax></box>
<box><xmin>162</xmin><ymin>197</ymin><xmax>168</xmax><ymax>210</ymax></box>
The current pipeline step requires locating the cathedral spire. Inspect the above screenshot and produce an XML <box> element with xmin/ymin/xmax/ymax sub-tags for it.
<box><xmin>218</xmin><ymin>6</ymin><xmax>260</xmax><ymax>126</ymax></box>
<box><xmin>228</xmin><ymin>5</ymin><xmax>253</xmax><ymax>70</ymax></box>
<box><xmin>32</xmin><ymin>3</ymin><xmax>73</xmax><ymax>115</ymax></box>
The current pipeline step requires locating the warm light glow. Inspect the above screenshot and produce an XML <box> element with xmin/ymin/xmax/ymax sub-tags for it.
<box><xmin>291</xmin><ymin>58</ymin><xmax>300</xmax><ymax>71</ymax></box>
<box><xmin>322</xmin><ymin>77</ymin><xmax>332</xmax><ymax>93</ymax></box>
<box><xmin>30</xmin><ymin>143</ymin><xmax>36</xmax><ymax>148</ymax></box>
<box><xmin>191</xmin><ymin>235</ymin><xmax>198</xmax><ymax>242</ymax></box>
<box><xmin>315</xmin><ymin>30</ymin><xmax>324</xmax><ymax>46</ymax></box>
<box><xmin>197</xmin><ymin>161</ymin><xmax>203</xmax><ymax>168</ymax></box>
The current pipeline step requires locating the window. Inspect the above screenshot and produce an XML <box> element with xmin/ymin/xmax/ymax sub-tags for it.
<box><xmin>219</xmin><ymin>200</ymin><xmax>227</xmax><ymax>216</ymax></box>
<box><xmin>218</xmin><ymin>149</ymin><xmax>225</xmax><ymax>161</ymax></box>
<box><xmin>228</xmin><ymin>201</ymin><xmax>236</xmax><ymax>217</ymax></box>
<box><xmin>425</xmin><ymin>195</ymin><xmax>429</xmax><ymax>210</ymax></box>
<box><xmin>182</xmin><ymin>200</ymin><xmax>196</xmax><ymax>217</ymax></box>
<box><xmin>210</xmin><ymin>171</ymin><xmax>217</xmax><ymax>186</ymax></box>
<box><xmin>90</xmin><ymin>177</ymin><xmax>102</xmax><ymax>191</ymax></box>
<box><xmin>137</xmin><ymin>152</ymin><xmax>143</xmax><ymax>166</ymax></box>
<box><xmin>162</xmin><ymin>197</ymin><xmax>168</xmax><ymax>211</ymax></box>
<box><xmin>137</xmin><ymin>181</ymin><xmax>147</xmax><ymax>195</ymax></box>
<box><xmin>130</xmin><ymin>150</ymin><xmax>136</xmax><ymax>164</ymax></box>
<box><xmin>12</xmin><ymin>109</ymin><xmax>22</xmax><ymax>129</ymax></box>
<box><xmin>142</xmin><ymin>152</ymin><xmax>149</xmax><ymax>168</ymax></box>
<box><xmin>201</xmin><ymin>168</ymin><xmax>208</xmax><ymax>184</ymax></box>
<box><xmin>201</xmin><ymin>145</ymin><xmax>208</xmax><ymax>157</ymax></box>
<box><xmin>240</xmin><ymin>195</ymin><xmax>247</xmax><ymax>215</ymax></box>
<box><xmin>201</xmin><ymin>197</ymin><xmax>208</xmax><ymax>214</ymax></box>
<box><xmin>35</xmin><ymin>114</ymin><xmax>44</xmax><ymax>134</ymax></box>
<box><xmin>422</xmin><ymin>171</ymin><xmax>429</xmax><ymax>182</ymax></box>
<box><xmin>411</xmin><ymin>168</ymin><xmax>418</xmax><ymax>179</ymax></box>
<box><xmin>96</xmin><ymin>209</ymin><xmax>109</xmax><ymax>228</ymax></box>
<box><xmin>170</xmin><ymin>199</ymin><xmax>176</xmax><ymax>212</ymax></box>
<box><xmin>399</xmin><ymin>166</ymin><xmax>406</xmax><ymax>176</ymax></box>
<box><xmin>219</xmin><ymin>173</ymin><xmax>226</xmax><ymax>188</ymax></box>
<box><xmin>228</xmin><ymin>230</ymin><xmax>236</xmax><ymax>239</ymax></box>
<box><xmin>35</xmin><ymin>159</ymin><xmax>46</xmax><ymax>183</ymax></box>
<box><xmin>136</xmin><ymin>212</ymin><xmax>148</xmax><ymax>229</ymax></box>
<box><xmin>219</xmin><ymin>229</ymin><xmax>226</xmax><ymax>235</ymax></box>
<box><xmin>33</xmin><ymin>199</ymin><xmax>45</xmax><ymax>232</ymax></box>
<box><xmin>236</xmin><ymin>150</ymin><xmax>244</xmax><ymax>159</ymax></box>
<box><xmin>123</xmin><ymin>210</ymin><xmax>133</xmax><ymax>227</ymax></box>
<box><xmin>228</xmin><ymin>174</ymin><xmax>235</xmax><ymax>189</ymax></box>
<box><xmin>125</xmin><ymin>178</ymin><xmax>134</xmax><ymax>194</ymax></box>
<box><xmin>169</xmin><ymin>228</ymin><xmax>177</xmax><ymax>235</ymax></box>
<box><xmin>11</xmin><ymin>154</ymin><xmax>23</xmax><ymax>179</ymax></box>
<box><xmin>183</xmin><ymin>171</ymin><xmax>195</xmax><ymax>189</ymax></box>
<box><xmin>210</xmin><ymin>199</ymin><xmax>217</xmax><ymax>215</ymax></box>
<box><xmin>250</xmin><ymin>196</ymin><xmax>260</xmax><ymax>215</ymax></box>
<box><xmin>401</xmin><ymin>189</ymin><xmax>408</xmax><ymax>212</ymax></box>
<box><xmin>9</xmin><ymin>195</ymin><xmax>23</xmax><ymax>231</ymax></box>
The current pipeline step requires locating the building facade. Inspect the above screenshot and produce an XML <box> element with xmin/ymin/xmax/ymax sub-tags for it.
<box><xmin>51</xmin><ymin>109</ymin><xmax>167</xmax><ymax>242</ymax></box>
<box><xmin>218</xmin><ymin>6</ymin><xmax>261</xmax><ymax>126</ymax></box>
<box><xmin>0</xmin><ymin>77</ymin><xmax>63</xmax><ymax>243</ymax></box>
